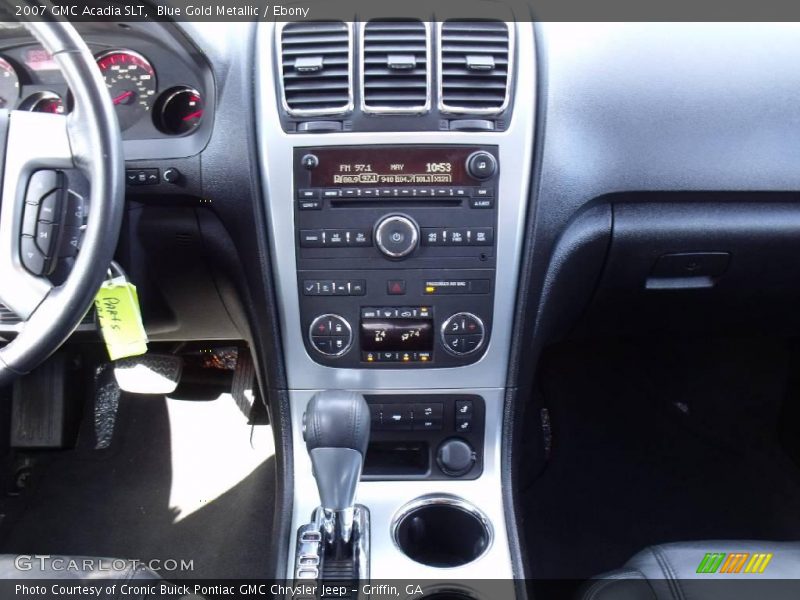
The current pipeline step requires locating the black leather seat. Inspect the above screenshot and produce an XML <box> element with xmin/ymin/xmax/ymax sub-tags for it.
<box><xmin>582</xmin><ymin>541</ymin><xmax>800</xmax><ymax>600</ymax></box>
<box><xmin>0</xmin><ymin>554</ymin><xmax>162</xmax><ymax>599</ymax></box>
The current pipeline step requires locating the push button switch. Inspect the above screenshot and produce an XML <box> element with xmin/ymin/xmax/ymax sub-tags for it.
<box><xmin>382</xmin><ymin>406</ymin><xmax>413</xmax><ymax>431</ymax></box>
<box><xmin>412</xmin><ymin>402</ymin><xmax>444</xmax><ymax>431</ymax></box>
<box><xmin>20</xmin><ymin>236</ymin><xmax>47</xmax><ymax>275</ymax></box>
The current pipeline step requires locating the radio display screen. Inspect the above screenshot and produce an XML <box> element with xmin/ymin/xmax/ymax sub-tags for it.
<box><xmin>308</xmin><ymin>147</ymin><xmax>481</xmax><ymax>187</ymax></box>
<box><xmin>360</xmin><ymin>319</ymin><xmax>434</xmax><ymax>352</ymax></box>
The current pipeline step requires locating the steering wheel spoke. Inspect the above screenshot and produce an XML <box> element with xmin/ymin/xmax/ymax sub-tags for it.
<box><xmin>0</xmin><ymin>110</ymin><xmax>74</xmax><ymax>320</ymax></box>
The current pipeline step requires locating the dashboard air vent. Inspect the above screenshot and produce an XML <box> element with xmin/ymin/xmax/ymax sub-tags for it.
<box><xmin>280</xmin><ymin>21</ymin><xmax>353</xmax><ymax>115</ymax></box>
<box><xmin>362</xmin><ymin>20</ymin><xmax>430</xmax><ymax>113</ymax></box>
<box><xmin>439</xmin><ymin>20</ymin><xmax>511</xmax><ymax>114</ymax></box>
<box><xmin>0</xmin><ymin>303</ymin><xmax>20</xmax><ymax>325</ymax></box>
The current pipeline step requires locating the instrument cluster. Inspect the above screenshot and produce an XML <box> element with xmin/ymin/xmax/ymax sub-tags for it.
<box><xmin>0</xmin><ymin>44</ymin><xmax>205</xmax><ymax>138</ymax></box>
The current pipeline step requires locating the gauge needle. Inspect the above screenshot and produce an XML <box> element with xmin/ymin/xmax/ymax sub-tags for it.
<box><xmin>112</xmin><ymin>90</ymin><xmax>134</xmax><ymax>105</ymax></box>
<box><xmin>182</xmin><ymin>110</ymin><xmax>203</xmax><ymax>121</ymax></box>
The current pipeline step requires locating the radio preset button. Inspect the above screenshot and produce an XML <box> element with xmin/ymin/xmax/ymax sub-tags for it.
<box><xmin>299</xmin><ymin>230</ymin><xmax>324</xmax><ymax>247</ymax></box>
<box><xmin>297</xmin><ymin>189</ymin><xmax>318</xmax><ymax>199</ymax></box>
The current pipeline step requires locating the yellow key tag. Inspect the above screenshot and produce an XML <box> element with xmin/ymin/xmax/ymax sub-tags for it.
<box><xmin>94</xmin><ymin>276</ymin><xmax>148</xmax><ymax>361</ymax></box>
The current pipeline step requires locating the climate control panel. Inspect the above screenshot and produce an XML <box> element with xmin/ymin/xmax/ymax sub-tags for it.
<box><xmin>294</xmin><ymin>145</ymin><xmax>497</xmax><ymax>368</ymax></box>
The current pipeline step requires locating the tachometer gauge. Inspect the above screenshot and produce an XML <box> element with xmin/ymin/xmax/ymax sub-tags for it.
<box><xmin>95</xmin><ymin>50</ymin><xmax>157</xmax><ymax>130</ymax></box>
<box><xmin>155</xmin><ymin>87</ymin><xmax>204</xmax><ymax>135</ymax></box>
<box><xmin>21</xmin><ymin>91</ymin><xmax>65</xmax><ymax>114</ymax></box>
<box><xmin>0</xmin><ymin>57</ymin><xmax>20</xmax><ymax>109</ymax></box>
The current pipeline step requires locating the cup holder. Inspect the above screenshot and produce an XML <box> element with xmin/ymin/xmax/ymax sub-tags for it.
<box><xmin>392</xmin><ymin>495</ymin><xmax>492</xmax><ymax>568</ymax></box>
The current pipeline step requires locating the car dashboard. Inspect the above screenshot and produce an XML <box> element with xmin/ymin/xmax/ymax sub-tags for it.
<box><xmin>3</xmin><ymin>10</ymin><xmax>800</xmax><ymax>593</ymax></box>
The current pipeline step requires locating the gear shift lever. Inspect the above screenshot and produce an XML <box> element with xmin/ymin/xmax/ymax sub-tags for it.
<box><xmin>303</xmin><ymin>390</ymin><xmax>370</xmax><ymax>544</ymax></box>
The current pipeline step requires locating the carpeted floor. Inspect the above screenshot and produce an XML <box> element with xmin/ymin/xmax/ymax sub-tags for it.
<box><xmin>521</xmin><ymin>337</ymin><xmax>800</xmax><ymax>583</ymax></box>
<box><xmin>0</xmin><ymin>391</ymin><xmax>276</xmax><ymax>579</ymax></box>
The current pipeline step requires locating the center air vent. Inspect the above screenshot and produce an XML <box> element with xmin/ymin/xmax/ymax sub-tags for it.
<box><xmin>279</xmin><ymin>21</ymin><xmax>353</xmax><ymax>116</ymax></box>
<box><xmin>439</xmin><ymin>21</ymin><xmax>511</xmax><ymax>114</ymax></box>
<box><xmin>361</xmin><ymin>20</ymin><xmax>430</xmax><ymax>113</ymax></box>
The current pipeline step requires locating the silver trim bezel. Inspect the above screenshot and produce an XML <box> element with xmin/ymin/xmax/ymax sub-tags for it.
<box><xmin>440</xmin><ymin>312</ymin><xmax>486</xmax><ymax>357</ymax></box>
<box><xmin>360</xmin><ymin>20</ymin><xmax>432</xmax><ymax>115</ymax></box>
<box><xmin>307</xmin><ymin>313</ymin><xmax>354</xmax><ymax>358</ymax></box>
<box><xmin>437</xmin><ymin>21</ymin><xmax>514</xmax><ymax>116</ymax></box>
<box><xmin>391</xmin><ymin>494</ymin><xmax>494</xmax><ymax>569</ymax></box>
<box><xmin>277</xmin><ymin>21</ymin><xmax>355</xmax><ymax>117</ymax></box>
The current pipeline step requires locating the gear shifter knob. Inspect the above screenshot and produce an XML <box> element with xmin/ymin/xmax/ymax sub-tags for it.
<box><xmin>303</xmin><ymin>390</ymin><xmax>370</xmax><ymax>543</ymax></box>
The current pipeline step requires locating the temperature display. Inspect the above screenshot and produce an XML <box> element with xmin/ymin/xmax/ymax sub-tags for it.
<box><xmin>360</xmin><ymin>319</ymin><xmax>433</xmax><ymax>352</ymax></box>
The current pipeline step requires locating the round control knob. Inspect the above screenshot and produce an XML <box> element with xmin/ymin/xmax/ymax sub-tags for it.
<box><xmin>301</xmin><ymin>153</ymin><xmax>319</xmax><ymax>170</ymax></box>
<box><xmin>466</xmin><ymin>151</ymin><xmax>498</xmax><ymax>180</ymax></box>
<box><xmin>441</xmin><ymin>312</ymin><xmax>486</xmax><ymax>356</ymax></box>
<box><xmin>374</xmin><ymin>214</ymin><xmax>419</xmax><ymax>259</ymax></box>
<box><xmin>163</xmin><ymin>167</ymin><xmax>181</xmax><ymax>184</ymax></box>
<box><xmin>437</xmin><ymin>438</ymin><xmax>476</xmax><ymax>477</ymax></box>
<box><xmin>308</xmin><ymin>314</ymin><xmax>352</xmax><ymax>357</ymax></box>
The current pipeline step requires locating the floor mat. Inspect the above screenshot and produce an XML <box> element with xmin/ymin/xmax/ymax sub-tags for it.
<box><xmin>521</xmin><ymin>337</ymin><xmax>800</xmax><ymax>582</ymax></box>
<box><xmin>0</xmin><ymin>391</ymin><xmax>276</xmax><ymax>579</ymax></box>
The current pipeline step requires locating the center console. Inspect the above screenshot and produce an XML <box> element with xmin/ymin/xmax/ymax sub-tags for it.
<box><xmin>295</xmin><ymin>145</ymin><xmax>498</xmax><ymax>368</ymax></box>
<box><xmin>256</xmin><ymin>13</ymin><xmax>535</xmax><ymax>587</ymax></box>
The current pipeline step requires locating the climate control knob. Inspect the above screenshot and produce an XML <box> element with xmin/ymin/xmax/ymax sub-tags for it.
<box><xmin>308</xmin><ymin>314</ymin><xmax>352</xmax><ymax>357</ymax></box>
<box><xmin>374</xmin><ymin>214</ymin><xmax>419</xmax><ymax>259</ymax></box>
<box><xmin>441</xmin><ymin>312</ymin><xmax>486</xmax><ymax>356</ymax></box>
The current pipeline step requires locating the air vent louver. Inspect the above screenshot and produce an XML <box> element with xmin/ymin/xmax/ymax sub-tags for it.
<box><xmin>439</xmin><ymin>20</ymin><xmax>511</xmax><ymax>114</ymax></box>
<box><xmin>362</xmin><ymin>20</ymin><xmax>430</xmax><ymax>113</ymax></box>
<box><xmin>280</xmin><ymin>21</ymin><xmax>353</xmax><ymax>115</ymax></box>
<box><xmin>0</xmin><ymin>303</ymin><xmax>20</xmax><ymax>325</ymax></box>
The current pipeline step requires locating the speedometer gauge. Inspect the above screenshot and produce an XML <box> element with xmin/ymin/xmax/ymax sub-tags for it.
<box><xmin>0</xmin><ymin>57</ymin><xmax>20</xmax><ymax>109</ymax></box>
<box><xmin>95</xmin><ymin>50</ymin><xmax>157</xmax><ymax>130</ymax></box>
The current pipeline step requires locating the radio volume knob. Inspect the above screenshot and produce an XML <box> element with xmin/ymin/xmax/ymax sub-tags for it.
<box><xmin>374</xmin><ymin>214</ymin><xmax>419</xmax><ymax>259</ymax></box>
<box><xmin>466</xmin><ymin>151</ymin><xmax>497</xmax><ymax>180</ymax></box>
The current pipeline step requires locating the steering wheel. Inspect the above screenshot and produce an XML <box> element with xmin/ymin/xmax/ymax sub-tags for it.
<box><xmin>0</xmin><ymin>19</ymin><xmax>124</xmax><ymax>385</ymax></box>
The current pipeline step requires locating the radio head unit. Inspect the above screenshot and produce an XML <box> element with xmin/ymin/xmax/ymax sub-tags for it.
<box><xmin>294</xmin><ymin>144</ymin><xmax>497</xmax><ymax>369</ymax></box>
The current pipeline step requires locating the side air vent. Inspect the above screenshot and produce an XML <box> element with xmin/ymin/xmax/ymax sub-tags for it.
<box><xmin>279</xmin><ymin>21</ymin><xmax>353</xmax><ymax>116</ymax></box>
<box><xmin>0</xmin><ymin>303</ymin><xmax>20</xmax><ymax>325</ymax></box>
<box><xmin>361</xmin><ymin>20</ymin><xmax>430</xmax><ymax>113</ymax></box>
<box><xmin>439</xmin><ymin>20</ymin><xmax>512</xmax><ymax>114</ymax></box>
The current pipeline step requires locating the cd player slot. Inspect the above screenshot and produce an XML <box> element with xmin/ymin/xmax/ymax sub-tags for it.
<box><xmin>330</xmin><ymin>199</ymin><xmax>463</xmax><ymax>209</ymax></box>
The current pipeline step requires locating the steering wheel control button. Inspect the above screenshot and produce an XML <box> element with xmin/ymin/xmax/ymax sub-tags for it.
<box><xmin>375</xmin><ymin>214</ymin><xmax>419</xmax><ymax>259</ymax></box>
<box><xmin>35</xmin><ymin>221</ymin><xmax>58</xmax><ymax>256</ymax></box>
<box><xmin>441</xmin><ymin>313</ymin><xmax>486</xmax><ymax>356</ymax></box>
<box><xmin>308</xmin><ymin>314</ymin><xmax>352</xmax><ymax>357</ymax></box>
<box><xmin>466</xmin><ymin>151</ymin><xmax>498</xmax><ymax>180</ymax></box>
<box><xmin>58</xmin><ymin>227</ymin><xmax>82</xmax><ymax>258</ymax></box>
<box><xmin>20</xmin><ymin>236</ymin><xmax>47</xmax><ymax>275</ymax></box>
<box><xmin>25</xmin><ymin>170</ymin><xmax>62</xmax><ymax>203</ymax></box>
<box><xmin>437</xmin><ymin>438</ymin><xmax>476</xmax><ymax>477</ymax></box>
